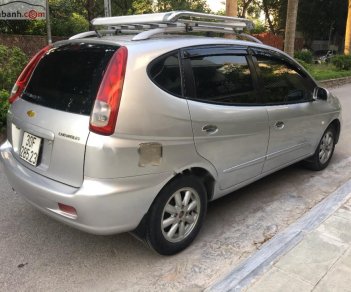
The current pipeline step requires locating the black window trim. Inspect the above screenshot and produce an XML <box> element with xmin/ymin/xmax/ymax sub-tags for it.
<box><xmin>146</xmin><ymin>45</ymin><xmax>317</xmax><ymax>107</ymax></box>
<box><xmin>252</xmin><ymin>47</ymin><xmax>317</xmax><ymax>84</ymax></box>
<box><xmin>251</xmin><ymin>47</ymin><xmax>317</xmax><ymax>106</ymax></box>
<box><xmin>180</xmin><ymin>49</ymin><xmax>196</xmax><ymax>99</ymax></box>
<box><xmin>183</xmin><ymin>44</ymin><xmax>248</xmax><ymax>58</ymax></box>
<box><xmin>181</xmin><ymin>45</ymin><xmax>265</xmax><ymax>107</ymax></box>
<box><xmin>147</xmin><ymin>49</ymin><xmax>185</xmax><ymax>98</ymax></box>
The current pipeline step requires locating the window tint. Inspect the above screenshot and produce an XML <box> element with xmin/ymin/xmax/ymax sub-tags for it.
<box><xmin>22</xmin><ymin>43</ymin><xmax>117</xmax><ymax>115</ymax></box>
<box><xmin>256</xmin><ymin>56</ymin><xmax>314</xmax><ymax>104</ymax></box>
<box><xmin>149</xmin><ymin>52</ymin><xmax>182</xmax><ymax>96</ymax></box>
<box><xmin>190</xmin><ymin>55</ymin><xmax>256</xmax><ymax>105</ymax></box>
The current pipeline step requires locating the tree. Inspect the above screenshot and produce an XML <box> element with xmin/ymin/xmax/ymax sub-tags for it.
<box><xmin>297</xmin><ymin>0</ymin><xmax>347</xmax><ymax>47</ymax></box>
<box><xmin>0</xmin><ymin>20</ymin><xmax>33</xmax><ymax>34</ymax></box>
<box><xmin>226</xmin><ymin>0</ymin><xmax>238</xmax><ymax>17</ymax></box>
<box><xmin>345</xmin><ymin>0</ymin><xmax>351</xmax><ymax>54</ymax></box>
<box><xmin>260</xmin><ymin>0</ymin><xmax>287</xmax><ymax>35</ymax></box>
<box><xmin>154</xmin><ymin>0</ymin><xmax>209</xmax><ymax>13</ymax></box>
<box><xmin>132</xmin><ymin>0</ymin><xmax>153</xmax><ymax>14</ymax></box>
<box><xmin>73</xmin><ymin>0</ymin><xmax>101</xmax><ymax>29</ymax></box>
<box><xmin>49</xmin><ymin>0</ymin><xmax>89</xmax><ymax>35</ymax></box>
<box><xmin>238</xmin><ymin>0</ymin><xmax>259</xmax><ymax>18</ymax></box>
<box><xmin>284</xmin><ymin>0</ymin><xmax>299</xmax><ymax>56</ymax></box>
<box><xmin>261</xmin><ymin>0</ymin><xmax>276</xmax><ymax>34</ymax></box>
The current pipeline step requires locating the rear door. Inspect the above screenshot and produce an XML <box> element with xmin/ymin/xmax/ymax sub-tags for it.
<box><xmin>183</xmin><ymin>46</ymin><xmax>269</xmax><ymax>190</ymax></box>
<box><xmin>8</xmin><ymin>43</ymin><xmax>117</xmax><ymax>187</ymax></box>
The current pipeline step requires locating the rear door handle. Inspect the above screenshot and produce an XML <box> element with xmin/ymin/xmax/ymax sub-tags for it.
<box><xmin>202</xmin><ymin>124</ymin><xmax>218</xmax><ymax>135</ymax></box>
<box><xmin>274</xmin><ymin>121</ymin><xmax>285</xmax><ymax>129</ymax></box>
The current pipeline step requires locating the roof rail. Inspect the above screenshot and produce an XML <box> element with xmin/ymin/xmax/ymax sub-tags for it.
<box><xmin>69</xmin><ymin>11</ymin><xmax>261</xmax><ymax>43</ymax></box>
<box><xmin>91</xmin><ymin>11</ymin><xmax>253</xmax><ymax>29</ymax></box>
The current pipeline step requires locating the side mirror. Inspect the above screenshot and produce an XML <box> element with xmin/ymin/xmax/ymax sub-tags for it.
<box><xmin>314</xmin><ymin>87</ymin><xmax>329</xmax><ymax>101</ymax></box>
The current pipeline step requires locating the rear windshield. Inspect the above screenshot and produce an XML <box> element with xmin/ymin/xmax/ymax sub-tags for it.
<box><xmin>22</xmin><ymin>43</ymin><xmax>117</xmax><ymax>115</ymax></box>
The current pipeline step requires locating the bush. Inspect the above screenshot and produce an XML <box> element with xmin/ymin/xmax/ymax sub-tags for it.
<box><xmin>251</xmin><ymin>20</ymin><xmax>267</xmax><ymax>34</ymax></box>
<box><xmin>0</xmin><ymin>45</ymin><xmax>27</xmax><ymax>131</ymax></box>
<box><xmin>0</xmin><ymin>90</ymin><xmax>9</xmax><ymax>131</ymax></box>
<box><xmin>295</xmin><ymin>59</ymin><xmax>311</xmax><ymax>70</ymax></box>
<box><xmin>0</xmin><ymin>45</ymin><xmax>28</xmax><ymax>92</ymax></box>
<box><xmin>294</xmin><ymin>50</ymin><xmax>313</xmax><ymax>64</ymax></box>
<box><xmin>52</xmin><ymin>13</ymin><xmax>89</xmax><ymax>36</ymax></box>
<box><xmin>331</xmin><ymin>55</ymin><xmax>351</xmax><ymax>70</ymax></box>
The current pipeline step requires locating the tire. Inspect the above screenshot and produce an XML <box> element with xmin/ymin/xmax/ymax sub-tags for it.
<box><xmin>304</xmin><ymin>125</ymin><xmax>336</xmax><ymax>171</ymax></box>
<box><xmin>145</xmin><ymin>175</ymin><xmax>207</xmax><ymax>255</ymax></box>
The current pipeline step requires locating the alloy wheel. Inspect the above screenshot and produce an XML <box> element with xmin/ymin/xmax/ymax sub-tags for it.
<box><xmin>319</xmin><ymin>131</ymin><xmax>334</xmax><ymax>164</ymax></box>
<box><xmin>161</xmin><ymin>187</ymin><xmax>201</xmax><ymax>243</ymax></box>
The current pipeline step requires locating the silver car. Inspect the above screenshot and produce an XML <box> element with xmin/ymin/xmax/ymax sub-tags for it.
<box><xmin>0</xmin><ymin>12</ymin><xmax>341</xmax><ymax>255</ymax></box>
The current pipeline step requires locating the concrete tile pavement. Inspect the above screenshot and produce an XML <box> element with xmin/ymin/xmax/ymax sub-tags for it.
<box><xmin>207</xmin><ymin>179</ymin><xmax>351</xmax><ymax>292</ymax></box>
<box><xmin>247</xmin><ymin>197</ymin><xmax>351</xmax><ymax>292</ymax></box>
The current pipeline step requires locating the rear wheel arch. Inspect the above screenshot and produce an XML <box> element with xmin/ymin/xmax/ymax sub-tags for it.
<box><xmin>177</xmin><ymin>167</ymin><xmax>216</xmax><ymax>202</ymax></box>
<box><xmin>150</xmin><ymin>166</ymin><xmax>216</xmax><ymax>203</ymax></box>
<box><xmin>132</xmin><ymin>167</ymin><xmax>215</xmax><ymax>251</ymax></box>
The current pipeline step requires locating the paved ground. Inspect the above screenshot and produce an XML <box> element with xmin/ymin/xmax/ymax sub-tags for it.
<box><xmin>0</xmin><ymin>84</ymin><xmax>351</xmax><ymax>291</ymax></box>
<box><xmin>247</xmin><ymin>197</ymin><xmax>351</xmax><ymax>292</ymax></box>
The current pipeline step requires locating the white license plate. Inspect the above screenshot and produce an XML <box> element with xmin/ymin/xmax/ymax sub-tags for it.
<box><xmin>19</xmin><ymin>132</ymin><xmax>42</xmax><ymax>166</ymax></box>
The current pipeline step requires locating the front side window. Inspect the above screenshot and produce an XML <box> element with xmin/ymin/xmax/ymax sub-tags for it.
<box><xmin>256</xmin><ymin>56</ymin><xmax>314</xmax><ymax>104</ymax></box>
<box><xmin>190</xmin><ymin>55</ymin><xmax>257</xmax><ymax>105</ymax></box>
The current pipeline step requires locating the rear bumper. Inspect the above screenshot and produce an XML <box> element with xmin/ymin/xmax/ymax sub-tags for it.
<box><xmin>0</xmin><ymin>140</ymin><xmax>171</xmax><ymax>235</ymax></box>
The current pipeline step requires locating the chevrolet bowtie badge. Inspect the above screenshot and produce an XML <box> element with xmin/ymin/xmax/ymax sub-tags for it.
<box><xmin>27</xmin><ymin>110</ymin><xmax>36</xmax><ymax>118</ymax></box>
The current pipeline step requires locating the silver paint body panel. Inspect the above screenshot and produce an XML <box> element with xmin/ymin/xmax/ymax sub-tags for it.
<box><xmin>188</xmin><ymin>101</ymin><xmax>269</xmax><ymax>190</ymax></box>
<box><xmin>0</xmin><ymin>35</ymin><xmax>342</xmax><ymax>234</ymax></box>
<box><xmin>264</xmin><ymin>101</ymin><xmax>331</xmax><ymax>173</ymax></box>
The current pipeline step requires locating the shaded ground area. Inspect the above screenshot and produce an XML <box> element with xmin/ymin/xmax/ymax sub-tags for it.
<box><xmin>0</xmin><ymin>84</ymin><xmax>350</xmax><ymax>291</ymax></box>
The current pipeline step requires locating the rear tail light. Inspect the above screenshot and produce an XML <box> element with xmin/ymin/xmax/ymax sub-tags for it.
<box><xmin>89</xmin><ymin>46</ymin><xmax>128</xmax><ymax>136</ymax></box>
<box><xmin>9</xmin><ymin>45</ymin><xmax>52</xmax><ymax>104</ymax></box>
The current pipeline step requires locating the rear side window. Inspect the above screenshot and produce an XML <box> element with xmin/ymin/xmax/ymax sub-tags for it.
<box><xmin>190</xmin><ymin>55</ymin><xmax>257</xmax><ymax>105</ymax></box>
<box><xmin>22</xmin><ymin>43</ymin><xmax>117</xmax><ymax>115</ymax></box>
<box><xmin>149</xmin><ymin>52</ymin><xmax>182</xmax><ymax>96</ymax></box>
<box><xmin>256</xmin><ymin>56</ymin><xmax>314</xmax><ymax>104</ymax></box>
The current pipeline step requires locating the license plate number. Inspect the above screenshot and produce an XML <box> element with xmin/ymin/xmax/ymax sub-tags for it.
<box><xmin>19</xmin><ymin>132</ymin><xmax>42</xmax><ymax>166</ymax></box>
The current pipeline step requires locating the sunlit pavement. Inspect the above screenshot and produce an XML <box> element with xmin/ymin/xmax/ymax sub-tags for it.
<box><xmin>246</xmin><ymin>195</ymin><xmax>351</xmax><ymax>292</ymax></box>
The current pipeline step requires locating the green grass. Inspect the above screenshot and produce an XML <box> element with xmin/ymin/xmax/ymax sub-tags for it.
<box><xmin>304</xmin><ymin>63</ymin><xmax>351</xmax><ymax>81</ymax></box>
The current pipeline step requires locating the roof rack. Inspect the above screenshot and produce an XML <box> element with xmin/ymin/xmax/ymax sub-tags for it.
<box><xmin>70</xmin><ymin>11</ymin><xmax>261</xmax><ymax>43</ymax></box>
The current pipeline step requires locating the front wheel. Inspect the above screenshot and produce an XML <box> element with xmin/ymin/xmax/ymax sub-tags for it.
<box><xmin>304</xmin><ymin>126</ymin><xmax>336</xmax><ymax>171</ymax></box>
<box><xmin>145</xmin><ymin>175</ymin><xmax>207</xmax><ymax>255</ymax></box>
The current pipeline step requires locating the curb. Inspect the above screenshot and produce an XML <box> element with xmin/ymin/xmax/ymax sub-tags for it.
<box><xmin>319</xmin><ymin>76</ymin><xmax>351</xmax><ymax>88</ymax></box>
<box><xmin>206</xmin><ymin>178</ymin><xmax>351</xmax><ymax>292</ymax></box>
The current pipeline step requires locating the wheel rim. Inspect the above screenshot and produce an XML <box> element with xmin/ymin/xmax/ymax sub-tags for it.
<box><xmin>319</xmin><ymin>131</ymin><xmax>334</xmax><ymax>164</ymax></box>
<box><xmin>161</xmin><ymin>187</ymin><xmax>201</xmax><ymax>243</ymax></box>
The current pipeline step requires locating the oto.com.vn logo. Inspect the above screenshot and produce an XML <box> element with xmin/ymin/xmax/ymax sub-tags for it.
<box><xmin>1</xmin><ymin>9</ymin><xmax>45</xmax><ymax>19</ymax></box>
